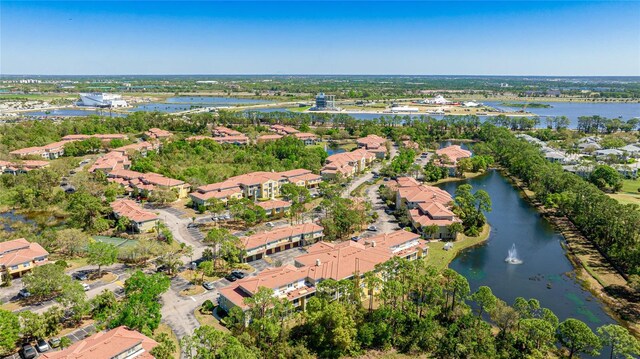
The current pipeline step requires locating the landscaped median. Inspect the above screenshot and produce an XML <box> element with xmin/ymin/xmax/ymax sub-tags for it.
<box><xmin>425</xmin><ymin>223</ymin><xmax>491</xmax><ymax>270</ymax></box>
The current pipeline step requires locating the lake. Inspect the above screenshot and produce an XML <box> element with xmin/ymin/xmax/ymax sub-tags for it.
<box><xmin>23</xmin><ymin>109</ymin><xmax>126</xmax><ymax>117</ymax></box>
<box><xmin>131</xmin><ymin>96</ymin><xmax>273</xmax><ymax>113</ymax></box>
<box><xmin>440</xmin><ymin>171</ymin><xmax>616</xmax><ymax>335</ymax></box>
<box><xmin>484</xmin><ymin>101</ymin><xmax>640</xmax><ymax>128</ymax></box>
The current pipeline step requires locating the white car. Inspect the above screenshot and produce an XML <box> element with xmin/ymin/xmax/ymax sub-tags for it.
<box><xmin>266</xmin><ymin>222</ymin><xmax>274</xmax><ymax>227</ymax></box>
<box><xmin>81</xmin><ymin>283</ymin><xmax>90</xmax><ymax>291</ymax></box>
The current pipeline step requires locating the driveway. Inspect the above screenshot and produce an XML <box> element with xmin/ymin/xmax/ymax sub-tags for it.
<box><xmin>362</xmin><ymin>183</ymin><xmax>400</xmax><ymax>237</ymax></box>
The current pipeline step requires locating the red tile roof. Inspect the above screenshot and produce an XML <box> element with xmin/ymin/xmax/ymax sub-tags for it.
<box><xmin>110</xmin><ymin>199</ymin><xmax>159</xmax><ymax>223</ymax></box>
<box><xmin>41</xmin><ymin>326</ymin><xmax>157</xmax><ymax>359</ymax></box>
<box><xmin>0</xmin><ymin>238</ymin><xmax>49</xmax><ymax>268</ymax></box>
<box><xmin>436</xmin><ymin>145</ymin><xmax>471</xmax><ymax>164</ymax></box>
<box><xmin>241</xmin><ymin>223</ymin><xmax>323</xmax><ymax>251</ymax></box>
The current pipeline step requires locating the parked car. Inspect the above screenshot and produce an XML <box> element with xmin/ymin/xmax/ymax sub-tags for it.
<box><xmin>21</xmin><ymin>344</ymin><xmax>38</xmax><ymax>359</ymax></box>
<box><xmin>202</xmin><ymin>282</ymin><xmax>215</xmax><ymax>290</ymax></box>
<box><xmin>265</xmin><ymin>222</ymin><xmax>274</xmax><ymax>227</ymax></box>
<box><xmin>383</xmin><ymin>177</ymin><xmax>389</xmax><ymax>181</ymax></box>
<box><xmin>18</xmin><ymin>288</ymin><xmax>31</xmax><ymax>298</ymax></box>
<box><xmin>350</xmin><ymin>236</ymin><xmax>360</xmax><ymax>242</ymax></box>
<box><xmin>187</xmin><ymin>223</ymin><xmax>197</xmax><ymax>228</ymax></box>
<box><xmin>36</xmin><ymin>339</ymin><xmax>50</xmax><ymax>353</ymax></box>
<box><xmin>81</xmin><ymin>283</ymin><xmax>90</xmax><ymax>291</ymax></box>
<box><xmin>48</xmin><ymin>338</ymin><xmax>61</xmax><ymax>349</ymax></box>
<box><xmin>156</xmin><ymin>265</ymin><xmax>170</xmax><ymax>273</ymax></box>
<box><xmin>224</xmin><ymin>274</ymin><xmax>237</xmax><ymax>282</ymax></box>
<box><xmin>367</xmin><ymin>225</ymin><xmax>378</xmax><ymax>231</ymax></box>
<box><xmin>73</xmin><ymin>271</ymin><xmax>89</xmax><ymax>281</ymax></box>
<box><xmin>231</xmin><ymin>270</ymin><xmax>245</xmax><ymax>279</ymax></box>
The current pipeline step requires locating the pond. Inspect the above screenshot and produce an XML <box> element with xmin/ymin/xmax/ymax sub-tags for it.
<box><xmin>439</xmin><ymin>171</ymin><xmax>617</xmax><ymax>336</ymax></box>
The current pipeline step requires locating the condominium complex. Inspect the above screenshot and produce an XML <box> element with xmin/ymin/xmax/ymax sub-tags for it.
<box><xmin>108</xmin><ymin>169</ymin><xmax>191</xmax><ymax>198</ymax></box>
<box><xmin>42</xmin><ymin>326</ymin><xmax>157</xmax><ymax>359</ymax></box>
<box><xmin>241</xmin><ymin>223</ymin><xmax>324</xmax><ymax>261</ymax></box>
<box><xmin>190</xmin><ymin>169</ymin><xmax>322</xmax><ymax>206</ymax></box>
<box><xmin>320</xmin><ymin>149</ymin><xmax>376</xmax><ymax>179</ymax></box>
<box><xmin>390</xmin><ymin>177</ymin><xmax>461</xmax><ymax>239</ymax></box>
<box><xmin>218</xmin><ymin>229</ymin><xmax>427</xmax><ymax>312</ymax></box>
<box><xmin>435</xmin><ymin>145</ymin><xmax>472</xmax><ymax>175</ymax></box>
<box><xmin>357</xmin><ymin>134</ymin><xmax>388</xmax><ymax>159</ymax></box>
<box><xmin>0</xmin><ymin>238</ymin><xmax>49</xmax><ymax>278</ymax></box>
<box><xmin>110</xmin><ymin>199</ymin><xmax>160</xmax><ymax>232</ymax></box>
<box><xmin>0</xmin><ymin>160</ymin><xmax>49</xmax><ymax>175</ymax></box>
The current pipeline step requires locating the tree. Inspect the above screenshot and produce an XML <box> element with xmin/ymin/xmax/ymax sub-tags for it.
<box><xmin>66</xmin><ymin>190</ymin><xmax>111</xmax><ymax>233</ymax></box>
<box><xmin>23</xmin><ymin>263</ymin><xmax>81</xmax><ymax>301</ymax></box>
<box><xmin>0</xmin><ymin>309</ymin><xmax>19</xmax><ymax>355</ymax></box>
<box><xmin>149</xmin><ymin>189</ymin><xmax>178</xmax><ymax>205</ymax></box>
<box><xmin>59</xmin><ymin>336</ymin><xmax>72</xmax><ymax>349</ymax></box>
<box><xmin>456</xmin><ymin>157</ymin><xmax>473</xmax><ymax>177</ymax></box>
<box><xmin>517</xmin><ymin>318</ymin><xmax>556</xmax><ymax>352</ymax></box>
<box><xmin>304</xmin><ymin>299</ymin><xmax>359</xmax><ymax>358</ymax></box>
<box><xmin>597</xmin><ymin>324</ymin><xmax>640</xmax><ymax>359</ymax></box>
<box><xmin>150</xmin><ymin>332</ymin><xmax>177</xmax><ymax>359</ymax></box>
<box><xmin>181</xmin><ymin>325</ymin><xmax>257</xmax><ymax>359</ymax></box>
<box><xmin>87</xmin><ymin>241</ymin><xmax>118</xmax><ymax>277</ymax></box>
<box><xmin>556</xmin><ymin>318</ymin><xmax>601</xmax><ymax>359</ymax></box>
<box><xmin>19</xmin><ymin>311</ymin><xmax>45</xmax><ymax>341</ymax></box>
<box><xmin>112</xmin><ymin>271</ymin><xmax>170</xmax><ymax>334</ymax></box>
<box><xmin>204</xmin><ymin>228</ymin><xmax>239</xmax><ymax>269</ymax></box>
<box><xmin>421</xmin><ymin>224</ymin><xmax>439</xmax><ymax>240</ymax></box>
<box><xmin>55</xmin><ymin>228</ymin><xmax>91</xmax><ymax>257</ymax></box>
<box><xmin>453</xmin><ymin>184</ymin><xmax>492</xmax><ymax>236</ymax></box>
<box><xmin>470</xmin><ymin>286</ymin><xmax>497</xmax><ymax>318</ymax></box>
<box><xmin>589</xmin><ymin>165</ymin><xmax>623</xmax><ymax>192</ymax></box>
<box><xmin>198</xmin><ymin>261</ymin><xmax>214</xmax><ymax>282</ymax></box>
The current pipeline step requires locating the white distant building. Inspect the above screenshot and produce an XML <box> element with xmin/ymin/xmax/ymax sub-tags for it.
<box><xmin>463</xmin><ymin>101</ymin><xmax>481</xmax><ymax>107</ymax></box>
<box><xmin>79</xmin><ymin>93</ymin><xmax>128</xmax><ymax>108</ymax></box>
<box><xmin>425</xmin><ymin>95</ymin><xmax>450</xmax><ymax>105</ymax></box>
<box><xmin>389</xmin><ymin>105</ymin><xmax>419</xmax><ymax>113</ymax></box>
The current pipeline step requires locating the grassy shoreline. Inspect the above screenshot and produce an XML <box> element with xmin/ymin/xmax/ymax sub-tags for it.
<box><xmin>425</xmin><ymin>223</ymin><xmax>491</xmax><ymax>270</ymax></box>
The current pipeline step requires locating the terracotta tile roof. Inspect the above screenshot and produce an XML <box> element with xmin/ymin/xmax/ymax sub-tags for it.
<box><xmin>271</xmin><ymin>125</ymin><xmax>299</xmax><ymax>134</ymax></box>
<box><xmin>398</xmin><ymin>185</ymin><xmax>452</xmax><ymax>206</ymax></box>
<box><xmin>41</xmin><ymin>326</ymin><xmax>157</xmax><ymax>359</ymax></box>
<box><xmin>221</xmin><ymin>229</ymin><xmax>426</xmax><ymax>309</ymax></box>
<box><xmin>293</xmin><ymin>132</ymin><xmax>317</xmax><ymax>140</ymax></box>
<box><xmin>62</xmin><ymin>134</ymin><xmax>127</xmax><ymax>141</ymax></box>
<box><xmin>436</xmin><ymin>145</ymin><xmax>471</xmax><ymax>164</ymax></box>
<box><xmin>145</xmin><ymin>128</ymin><xmax>172</xmax><ymax>139</ymax></box>
<box><xmin>409</xmin><ymin>209</ymin><xmax>460</xmax><ymax>227</ymax></box>
<box><xmin>417</xmin><ymin>201</ymin><xmax>455</xmax><ymax>218</ymax></box>
<box><xmin>213</xmin><ymin>126</ymin><xmax>242</xmax><ymax>137</ymax></box>
<box><xmin>113</xmin><ymin>141</ymin><xmax>157</xmax><ymax>154</ymax></box>
<box><xmin>255</xmin><ymin>199</ymin><xmax>292</xmax><ymax>211</ymax></box>
<box><xmin>190</xmin><ymin>187</ymin><xmax>242</xmax><ymax>201</ymax></box>
<box><xmin>357</xmin><ymin>135</ymin><xmax>387</xmax><ymax>150</ymax></box>
<box><xmin>0</xmin><ymin>238</ymin><xmax>49</xmax><ymax>268</ymax></box>
<box><xmin>89</xmin><ymin>151</ymin><xmax>131</xmax><ymax>173</ymax></box>
<box><xmin>211</xmin><ymin>135</ymin><xmax>249</xmax><ymax>144</ymax></box>
<box><xmin>110</xmin><ymin>199</ymin><xmax>159</xmax><ymax>223</ymax></box>
<box><xmin>257</xmin><ymin>134</ymin><xmax>283</xmax><ymax>142</ymax></box>
<box><xmin>241</xmin><ymin>223</ymin><xmax>323</xmax><ymax>251</ymax></box>
<box><xmin>279</xmin><ymin>169</ymin><xmax>312</xmax><ymax>178</ymax></box>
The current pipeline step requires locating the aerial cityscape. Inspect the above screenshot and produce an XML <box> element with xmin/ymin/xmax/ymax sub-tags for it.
<box><xmin>0</xmin><ymin>1</ymin><xmax>639</xmax><ymax>359</ymax></box>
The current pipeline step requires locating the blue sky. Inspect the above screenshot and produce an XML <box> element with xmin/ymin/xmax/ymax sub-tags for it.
<box><xmin>1</xmin><ymin>1</ymin><xmax>639</xmax><ymax>75</ymax></box>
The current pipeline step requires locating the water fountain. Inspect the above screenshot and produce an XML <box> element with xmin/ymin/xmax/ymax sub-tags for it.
<box><xmin>505</xmin><ymin>243</ymin><xmax>523</xmax><ymax>264</ymax></box>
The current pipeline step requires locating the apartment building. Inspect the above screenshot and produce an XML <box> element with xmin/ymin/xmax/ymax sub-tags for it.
<box><xmin>112</xmin><ymin>141</ymin><xmax>159</xmax><ymax>157</ymax></box>
<box><xmin>271</xmin><ymin>124</ymin><xmax>299</xmax><ymax>135</ymax></box>
<box><xmin>88</xmin><ymin>151</ymin><xmax>132</xmax><ymax>173</ymax></box>
<box><xmin>0</xmin><ymin>160</ymin><xmax>49</xmax><ymax>175</ymax></box>
<box><xmin>357</xmin><ymin>134</ymin><xmax>388</xmax><ymax>158</ymax></box>
<box><xmin>61</xmin><ymin>133</ymin><xmax>128</xmax><ymax>142</ymax></box>
<box><xmin>293</xmin><ymin>132</ymin><xmax>319</xmax><ymax>145</ymax></box>
<box><xmin>110</xmin><ymin>199</ymin><xmax>160</xmax><ymax>232</ymax></box>
<box><xmin>255</xmin><ymin>199</ymin><xmax>292</xmax><ymax>217</ymax></box>
<box><xmin>190</xmin><ymin>169</ymin><xmax>322</xmax><ymax>207</ymax></box>
<box><xmin>392</xmin><ymin>177</ymin><xmax>460</xmax><ymax>239</ymax></box>
<box><xmin>320</xmin><ymin>149</ymin><xmax>376</xmax><ymax>180</ymax></box>
<box><xmin>241</xmin><ymin>223</ymin><xmax>324</xmax><ymax>262</ymax></box>
<box><xmin>0</xmin><ymin>238</ymin><xmax>49</xmax><ymax>278</ymax></box>
<box><xmin>9</xmin><ymin>141</ymin><xmax>69</xmax><ymax>159</ymax></box>
<box><xmin>144</xmin><ymin>127</ymin><xmax>173</xmax><ymax>140</ymax></box>
<box><xmin>435</xmin><ymin>145</ymin><xmax>472</xmax><ymax>175</ymax></box>
<box><xmin>213</xmin><ymin>126</ymin><xmax>243</xmax><ymax>137</ymax></box>
<box><xmin>108</xmin><ymin>169</ymin><xmax>190</xmax><ymax>199</ymax></box>
<box><xmin>42</xmin><ymin>326</ymin><xmax>157</xmax><ymax>359</ymax></box>
<box><xmin>219</xmin><ymin>230</ymin><xmax>427</xmax><ymax>312</ymax></box>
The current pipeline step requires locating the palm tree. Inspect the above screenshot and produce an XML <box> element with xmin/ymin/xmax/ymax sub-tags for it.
<box><xmin>422</xmin><ymin>224</ymin><xmax>439</xmax><ymax>240</ymax></box>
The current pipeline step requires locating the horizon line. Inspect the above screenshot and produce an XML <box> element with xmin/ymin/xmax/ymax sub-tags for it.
<box><xmin>2</xmin><ymin>74</ymin><xmax>639</xmax><ymax>78</ymax></box>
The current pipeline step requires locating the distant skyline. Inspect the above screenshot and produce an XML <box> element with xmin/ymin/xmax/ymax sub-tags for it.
<box><xmin>1</xmin><ymin>1</ymin><xmax>639</xmax><ymax>76</ymax></box>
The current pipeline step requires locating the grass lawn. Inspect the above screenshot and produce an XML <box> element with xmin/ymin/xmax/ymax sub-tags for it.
<box><xmin>154</xmin><ymin>323</ymin><xmax>180</xmax><ymax>359</ymax></box>
<box><xmin>285</xmin><ymin>106</ymin><xmax>311</xmax><ymax>112</ymax></box>
<box><xmin>0</xmin><ymin>301</ymin><xmax>22</xmax><ymax>312</ymax></box>
<box><xmin>62</xmin><ymin>257</ymin><xmax>89</xmax><ymax>272</ymax></box>
<box><xmin>194</xmin><ymin>307</ymin><xmax>229</xmax><ymax>332</ymax></box>
<box><xmin>425</xmin><ymin>224</ymin><xmax>491</xmax><ymax>271</ymax></box>
<box><xmin>608</xmin><ymin>178</ymin><xmax>640</xmax><ymax>206</ymax></box>
<box><xmin>180</xmin><ymin>285</ymin><xmax>206</xmax><ymax>296</ymax></box>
